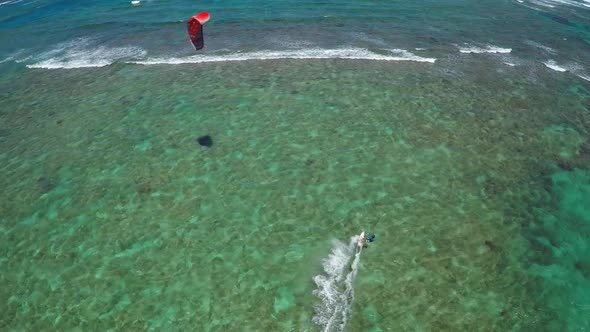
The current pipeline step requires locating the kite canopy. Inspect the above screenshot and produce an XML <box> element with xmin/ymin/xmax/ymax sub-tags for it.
<box><xmin>187</xmin><ymin>12</ymin><xmax>210</xmax><ymax>50</ymax></box>
<box><xmin>195</xmin><ymin>12</ymin><xmax>210</xmax><ymax>24</ymax></box>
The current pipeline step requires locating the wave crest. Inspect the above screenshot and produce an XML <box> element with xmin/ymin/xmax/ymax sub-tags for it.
<box><xmin>131</xmin><ymin>48</ymin><xmax>437</xmax><ymax>66</ymax></box>
<box><xmin>458</xmin><ymin>45</ymin><xmax>512</xmax><ymax>54</ymax></box>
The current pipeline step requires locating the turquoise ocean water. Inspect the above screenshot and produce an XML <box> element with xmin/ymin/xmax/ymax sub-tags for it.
<box><xmin>1</xmin><ymin>0</ymin><xmax>590</xmax><ymax>331</ymax></box>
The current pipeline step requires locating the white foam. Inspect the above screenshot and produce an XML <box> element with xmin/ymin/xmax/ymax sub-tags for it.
<box><xmin>14</xmin><ymin>56</ymin><xmax>33</xmax><ymax>63</ymax></box>
<box><xmin>577</xmin><ymin>74</ymin><xmax>590</xmax><ymax>82</ymax></box>
<box><xmin>0</xmin><ymin>0</ymin><xmax>23</xmax><ymax>6</ymax></box>
<box><xmin>27</xmin><ymin>45</ymin><xmax>146</xmax><ymax>69</ymax></box>
<box><xmin>131</xmin><ymin>48</ymin><xmax>437</xmax><ymax>66</ymax></box>
<box><xmin>0</xmin><ymin>49</ymin><xmax>31</xmax><ymax>64</ymax></box>
<box><xmin>503</xmin><ymin>62</ymin><xmax>516</xmax><ymax>66</ymax></box>
<box><xmin>543</xmin><ymin>60</ymin><xmax>568</xmax><ymax>72</ymax></box>
<box><xmin>521</xmin><ymin>0</ymin><xmax>590</xmax><ymax>8</ymax></box>
<box><xmin>459</xmin><ymin>45</ymin><xmax>512</xmax><ymax>54</ymax></box>
<box><xmin>24</xmin><ymin>43</ymin><xmax>436</xmax><ymax>69</ymax></box>
<box><xmin>312</xmin><ymin>236</ymin><xmax>362</xmax><ymax>332</ymax></box>
<box><xmin>533</xmin><ymin>0</ymin><xmax>556</xmax><ymax>7</ymax></box>
<box><xmin>549</xmin><ymin>0</ymin><xmax>590</xmax><ymax>8</ymax></box>
<box><xmin>388</xmin><ymin>48</ymin><xmax>437</xmax><ymax>62</ymax></box>
<box><xmin>525</xmin><ymin>41</ymin><xmax>557</xmax><ymax>54</ymax></box>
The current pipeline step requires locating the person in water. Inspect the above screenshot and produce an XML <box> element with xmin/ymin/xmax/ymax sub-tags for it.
<box><xmin>360</xmin><ymin>232</ymin><xmax>376</xmax><ymax>249</ymax></box>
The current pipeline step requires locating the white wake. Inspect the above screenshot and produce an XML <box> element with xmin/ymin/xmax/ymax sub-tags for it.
<box><xmin>312</xmin><ymin>235</ymin><xmax>362</xmax><ymax>332</ymax></box>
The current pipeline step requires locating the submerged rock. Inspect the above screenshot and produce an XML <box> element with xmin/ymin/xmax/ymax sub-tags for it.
<box><xmin>197</xmin><ymin>135</ymin><xmax>213</xmax><ymax>147</ymax></box>
<box><xmin>37</xmin><ymin>177</ymin><xmax>57</xmax><ymax>193</ymax></box>
<box><xmin>542</xmin><ymin>13</ymin><xmax>574</xmax><ymax>27</ymax></box>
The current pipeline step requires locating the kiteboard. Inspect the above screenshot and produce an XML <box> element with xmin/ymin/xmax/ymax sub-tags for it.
<box><xmin>357</xmin><ymin>231</ymin><xmax>366</xmax><ymax>249</ymax></box>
